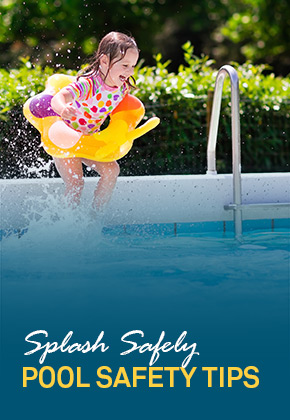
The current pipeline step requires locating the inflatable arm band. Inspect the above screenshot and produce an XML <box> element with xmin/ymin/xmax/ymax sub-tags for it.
<box><xmin>23</xmin><ymin>74</ymin><xmax>160</xmax><ymax>162</ymax></box>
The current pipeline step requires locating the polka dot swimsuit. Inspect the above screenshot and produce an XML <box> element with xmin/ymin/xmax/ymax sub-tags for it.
<box><xmin>64</xmin><ymin>74</ymin><xmax>129</xmax><ymax>135</ymax></box>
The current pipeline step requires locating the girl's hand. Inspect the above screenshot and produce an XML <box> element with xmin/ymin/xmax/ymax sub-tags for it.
<box><xmin>51</xmin><ymin>89</ymin><xmax>76</xmax><ymax>119</ymax></box>
<box><xmin>60</xmin><ymin>103</ymin><xmax>78</xmax><ymax>120</ymax></box>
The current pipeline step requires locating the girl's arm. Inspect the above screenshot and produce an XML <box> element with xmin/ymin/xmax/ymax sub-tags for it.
<box><xmin>51</xmin><ymin>88</ymin><xmax>77</xmax><ymax>119</ymax></box>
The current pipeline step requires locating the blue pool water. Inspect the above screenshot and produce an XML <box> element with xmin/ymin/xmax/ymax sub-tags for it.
<box><xmin>1</xmin><ymin>203</ymin><xmax>289</xmax><ymax>419</ymax></box>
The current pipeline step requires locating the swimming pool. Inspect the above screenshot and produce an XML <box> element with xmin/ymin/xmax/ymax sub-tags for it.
<box><xmin>1</xmin><ymin>186</ymin><xmax>289</xmax><ymax>312</ymax></box>
<box><xmin>1</xmin><ymin>173</ymin><xmax>289</xmax><ymax>418</ymax></box>
<box><xmin>1</xmin><ymin>172</ymin><xmax>289</xmax><ymax>291</ymax></box>
<box><xmin>1</xmin><ymin>172</ymin><xmax>289</xmax><ymax>304</ymax></box>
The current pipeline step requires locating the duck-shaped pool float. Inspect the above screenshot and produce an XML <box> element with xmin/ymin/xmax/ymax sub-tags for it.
<box><xmin>23</xmin><ymin>74</ymin><xmax>160</xmax><ymax>162</ymax></box>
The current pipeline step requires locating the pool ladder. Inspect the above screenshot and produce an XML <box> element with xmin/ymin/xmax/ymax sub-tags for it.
<box><xmin>206</xmin><ymin>65</ymin><xmax>290</xmax><ymax>239</ymax></box>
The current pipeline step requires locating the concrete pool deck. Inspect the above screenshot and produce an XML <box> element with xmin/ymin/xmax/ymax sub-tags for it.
<box><xmin>1</xmin><ymin>173</ymin><xmax>289</xmax><ymax>230</ymax></box>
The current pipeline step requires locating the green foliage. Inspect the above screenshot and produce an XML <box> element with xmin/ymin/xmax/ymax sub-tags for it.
<box><xmin>219</xmin><ymin>0</ymin><xmax>290</xmax><ymax>73</ymax></box>
<box><xmin>136</xmin><ymin>43</ymin><xmax>216</xmax><ymax>103</ymax></box>
<box><xmin>0</xmin><ymin>43</ymin><xmax>289</xmax><ymax>178</ymax></box>
<box><xmin>0</xmin><ymin>58</ymin><xmax>50</xmax><ymax>118</ymax></box>
<box><xmin>1</xmin><ymin>0</ymin><xmax>289</xmax><ymax>76</ymax></box>
<box><xmin>0</xmin><ymin>57</ymin><xmax>76</xmax><ymax>120</ymax></box>
<box><xmin>128</xmin><ymin>44</ymin><xmax>290</xmax><ymax>175</ymax></box>
<box><xmin>136</xmin><ymin>43</ymin><xmax>290</xmax><ymax>110</ymax></box>
<box><xmin>1</xmin><ymin>0</ymin><xmax>204</xmax><ymax>70</ymax></box>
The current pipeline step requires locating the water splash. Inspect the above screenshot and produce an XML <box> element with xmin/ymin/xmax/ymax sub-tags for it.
<box><xmin>1</xmin><ymin>188</ymin><xmax>105</xmax><ymax>278</ymax></box>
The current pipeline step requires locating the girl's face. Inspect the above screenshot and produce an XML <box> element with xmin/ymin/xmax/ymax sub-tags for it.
<box><xmin>100</xmin><ymin>48</ymin><xmax>139</xmax><ymax>88</ymax></box>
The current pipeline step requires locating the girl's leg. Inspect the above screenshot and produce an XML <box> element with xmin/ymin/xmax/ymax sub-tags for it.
<box><xmin>54</xmin><ymin>157</ymin><xmax>84</xmax><ymax>206</ymax></box>
<box><xmin>82</xmin><ymin>159</ymin><xmax>120</xmax><ymax>210</ymax></box>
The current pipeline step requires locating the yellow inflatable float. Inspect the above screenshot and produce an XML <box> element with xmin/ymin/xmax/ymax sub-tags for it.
<box><xmin>23</xmin><ymin>74</ymin><xmax>160</xmax><ymax>162</ymax></box>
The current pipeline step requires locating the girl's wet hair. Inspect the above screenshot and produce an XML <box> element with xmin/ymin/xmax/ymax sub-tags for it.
<box><xmin>78</xmin><ymin>31</ymin><xmax>139</xmax><ymax>88</ymax></box>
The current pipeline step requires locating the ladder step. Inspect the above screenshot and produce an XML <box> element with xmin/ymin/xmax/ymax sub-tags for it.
<box><xmin>225</xmin><ymin>203</ymin><xmax>290</xmax><ymax>211</ymax></box>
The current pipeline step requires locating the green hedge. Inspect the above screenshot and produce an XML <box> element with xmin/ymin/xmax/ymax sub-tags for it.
<box><xmin>1</xmin><ymin>44</ymin><xmax>289</xmax><ymax>178</ymax></box>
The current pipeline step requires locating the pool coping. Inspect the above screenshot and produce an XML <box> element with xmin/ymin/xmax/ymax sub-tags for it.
<box><xmin>1</xmin><ymin>173</ymin><xmax>289</xmax><ymax>230</ymax></box>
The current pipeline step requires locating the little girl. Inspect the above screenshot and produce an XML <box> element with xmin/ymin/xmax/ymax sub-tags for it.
<box><xmin>50</xmin><ymin>31</ymin><xmax>139</xmax><ymax>210</ymax></box>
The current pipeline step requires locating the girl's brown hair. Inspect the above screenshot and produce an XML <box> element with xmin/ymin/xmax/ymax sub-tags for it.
<box><xmin>77</xmin><ymin>31</ymin><xmax>139</xmax><ymax>88</ymax></box>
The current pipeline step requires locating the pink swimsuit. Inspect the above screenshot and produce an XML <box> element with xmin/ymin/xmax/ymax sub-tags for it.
<box><xmin>64</xmin><ymin>74</ymin><xmax>129</xmax><ymax>135</ymax></box>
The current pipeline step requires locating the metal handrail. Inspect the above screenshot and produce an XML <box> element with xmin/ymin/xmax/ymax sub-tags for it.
<box><xmin>206</xmin><ymin>65</ymin><xmax>290</xmax><ymax>239</ymax></box>
<box><xmin>206</xmin><ymin>65</ymin><xmax>242</xmax><ymax>239</ymax></box>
